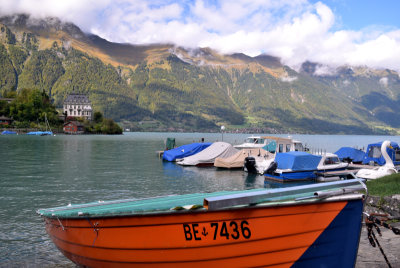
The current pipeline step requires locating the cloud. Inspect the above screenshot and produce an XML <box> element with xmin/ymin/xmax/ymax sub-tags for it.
<box><xmin>313</xmin><ymin>64</ymin><xmax>338</xmax><ymax>76</ymax></box>
<box><xmin>1</xmin><ymin>0</ymin><xmax>400</xmax><ymax>71</ymax></box>
<box><xmin>280</xmin><ymin>76</ymin><xmax>298</xmax><ymax>82</ymax></box>
<box><xmin>379</xmin><ymin>77</ymin><xmax>388</xmax><ymax>87</ymax></box>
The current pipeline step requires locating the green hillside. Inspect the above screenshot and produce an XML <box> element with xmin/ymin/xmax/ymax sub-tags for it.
<box><xmin>1</xmin><ymin>15</ymin><xmax>399</xmax><ymax>134</ymax></box>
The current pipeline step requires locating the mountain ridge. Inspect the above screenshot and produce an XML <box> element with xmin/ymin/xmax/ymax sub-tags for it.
<box><xmin>1</xmin><ymin>14</ymin><xmax>399</xmax><ymax>134</ymax></box>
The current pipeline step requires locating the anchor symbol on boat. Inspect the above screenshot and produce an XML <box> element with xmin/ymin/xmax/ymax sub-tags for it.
<box><xmin>202</xmin><ymin>227</ymin><xmax>208</xmax><ymax>236</ymax></box>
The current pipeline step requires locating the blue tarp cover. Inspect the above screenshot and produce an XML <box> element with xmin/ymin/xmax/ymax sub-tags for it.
<box><xmin>362</xmin><ymin>141</ymin><xmax>399</xmax><ymax>165</ymax></box>
<box><xmin>162</xmin><ymin>142</ymin><xmax>212</xmax><ymax>161</ymax></box>
<box><xmin>1</xmin><ymin>130</ymin><xmax>17</xmax><ymax>135</ymax></box>
<box><xmin>26</xmin><ymin>131</ymin><xmax>53</xmax><ymax>135</ymax></box>
<box><xmin>275</xmin><ymin>151</ymin><xmax>322</xmax><ymax>171</ymax></box>
<box><xmin>335</xmin><ymin>147</ymin><xmax>365</xmax><ymax>163</ymax></box>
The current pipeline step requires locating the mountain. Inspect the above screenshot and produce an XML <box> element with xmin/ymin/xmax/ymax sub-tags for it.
<box><xmin>1</xmin><ymin>14</ymin><xmax>399</xmax><ymax>134</ymax></box>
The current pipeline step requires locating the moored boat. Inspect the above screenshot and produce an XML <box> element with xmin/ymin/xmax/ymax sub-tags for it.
<box><xmin>177</xmin><ymin>142</ymin><xmax>238</xmax><ymax>166</ymax></box>
<box><xmin>357</xmin><ymin>140</ymin><xmax>398</xmax><ymax>179</ymax></box>
<box><xmin>162</xmin><ymin>142</ymin><xmax>212</xmax><ymax>162</ymax></box>
<box><xmin>37</xmin><ymin>180</ymin><xmax>366</xmax><ymax>267</ymax></box>
<box><xmin>26</xmin><ymin>131</ymin><xmax>53</xmax><ymax>136</ymax></box>
<box><xmin>244</xmin><ymin>136</ymin><xmax>306</xmax><ymax>174</ymax></box>
<box><xmin>264</xmin><ymin>151</ymin><xmax>348</xmax><ymax>182</ymax></box>
<box><xmin>27</xmin><ymin>114</ymin><xmax>54</xmax><ymax>136</ymax></box>
<box><xmin>335</xmin><ymin>147</ymin><xmax>365</xmax><ymax>164</ymax></box>
<box><xmin>233</xmin><ymin>136</ymin><xmax>268</xmax><ymax>149</ymax></box>
<box><xmin>1</xmin><ymin>130</ymin><xmax>17</xmax><ymax>135</ymax></box>
<box><xmin>214</xmin><ymin>148</ymin><xmax>269</xmax><ymax>169</ymax></box>
<box><xmin>362</xmin><ymin>141</ymin><xmax>400</xmax><ymax>166</ymax></box>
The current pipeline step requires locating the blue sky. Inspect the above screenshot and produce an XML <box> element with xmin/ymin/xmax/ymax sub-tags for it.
<box><xmin>313</xmin><ymin>0</ymin><xmax>400</xmax><ymax>30</ymax></box>
<box><xmin>1</xmin><ymin>0</ymin><xmax>400</xmax><ymax>71</ymax></box>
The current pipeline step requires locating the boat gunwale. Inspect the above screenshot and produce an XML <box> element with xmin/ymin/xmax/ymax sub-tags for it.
<box><xmin>39</xmin><ymin>192</ymin><xmax>364</xmax><ymax>220</ymax></box>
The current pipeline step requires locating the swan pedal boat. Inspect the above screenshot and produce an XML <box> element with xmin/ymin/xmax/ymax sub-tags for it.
<box><xmin>357</xmin><ymin>140</ymin><xmax>398</xmax><ymax>179</ymax></box>
<box><xmin>38</xmin><ymin>180</ymin><xmax>366</xmax><ymax>267</ymax></box>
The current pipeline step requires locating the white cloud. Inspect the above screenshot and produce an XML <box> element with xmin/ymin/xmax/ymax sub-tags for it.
<box><xmin>280</xmin><ymin>76</ymin><xmax>298</xmax><ymax>82</ymax></box>
<box><xmin>379</xmin><ymin>77</ymin><xmax>389</xmax><ymax>87</ymax></box>
<box><xmin>1</xmin><ymin>0</ymin><xmax>400</xmax><ymax>71</ymax></box>
<box><xmin>313</xmin><ymin>65</ymin><xmax>337</xmax><ymax>76</ymax></box>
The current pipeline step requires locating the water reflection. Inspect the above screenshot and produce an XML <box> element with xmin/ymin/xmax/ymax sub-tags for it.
<box><xmin>162</xmin><ymin>161</ymin><xmax>265</xmax><ymax>191</ymax></box>
<box><xmin>244</xmin><ymin>173</ymin><xmax>259</xmax><ymax>188</ymax></box>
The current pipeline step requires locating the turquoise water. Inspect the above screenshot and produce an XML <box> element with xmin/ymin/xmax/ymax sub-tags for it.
<box><xmin>0</xmin><ymin>132</ymin><xmax>399</xmax><ymax>266</ymax></box>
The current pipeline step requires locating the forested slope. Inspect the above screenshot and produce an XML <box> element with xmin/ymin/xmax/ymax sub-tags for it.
<box><xmin>1</xmin><ymin>15</ymin><xmax>400</xmax><ymax>134</ymax></box>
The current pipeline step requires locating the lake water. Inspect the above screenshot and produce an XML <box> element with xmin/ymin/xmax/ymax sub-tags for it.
<box><xmin>1</xmin><ymin>132</ymin><xmax>399</xmax><ymax>266</ymax></box>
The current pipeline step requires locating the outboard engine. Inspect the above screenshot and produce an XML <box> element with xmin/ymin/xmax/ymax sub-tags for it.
<box><xmin>244</xmin><ymin>156</ymin><xmax>258</xmax><ymax>174</ymax></box>
<box><xmin>265</xmin><ymin>161</ymin><xmax>278</xmax><ymax>175</ymax></box>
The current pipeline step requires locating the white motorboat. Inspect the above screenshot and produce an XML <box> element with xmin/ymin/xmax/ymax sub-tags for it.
<box><xmin>317</xmin><ymin>152</ymin><xmax>349</xmax><ymax>171</ymax></box>
<box><xmin>356</xmin><ymin>140</ymin><xmax>398</xmax><ymax>179</ymax></box>
<box><xmin>234</xmin><ymin>136</ymin><xmax>268</xmax><ymax>149</ymax></box>
<box><xmin>244</xmin><ymin>136</ymin><xmax>306</xmax><ymax>174</ymax></box>
<box><xmin>263</xmin><ymin>152</ymin><xmax>349</xmax><ymax>182</ymax></box>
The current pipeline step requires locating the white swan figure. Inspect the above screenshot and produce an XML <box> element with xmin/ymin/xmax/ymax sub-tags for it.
<box><xmin>356</xmin><ymin>140</ymin><xmax>398</xmax><ymax>180</ymax></box>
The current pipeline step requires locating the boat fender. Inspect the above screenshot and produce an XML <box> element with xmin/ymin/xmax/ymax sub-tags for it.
<box><xmin>265</xmin><ymin>161</ymin><xmax>278</xmax><ymax>175</ymax></box>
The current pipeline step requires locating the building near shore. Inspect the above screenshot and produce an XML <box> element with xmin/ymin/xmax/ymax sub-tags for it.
<box><xmin>63</xmin><ymin>121</ymin><xmax>85</xmax><ymax>134</ymax></box>
<box><xmin>0</xmin><ymin>116</ymin><xmax>13</xmax><ymax>125</ymax></box>
<box><xmin>63</xmin><ymin>94</ymin><xmax>92</xmax><ymax>121</ymax></box>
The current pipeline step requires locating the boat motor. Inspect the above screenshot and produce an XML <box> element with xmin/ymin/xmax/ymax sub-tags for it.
<box><xmin>244</xmin><ymin>156</ymin><xmax>258</xmax><ymax>174</ymax></box>
<box><xmin>265</xmin><ymin>161</ymin><xmax>278</xmax><ymax>175</ymax></box>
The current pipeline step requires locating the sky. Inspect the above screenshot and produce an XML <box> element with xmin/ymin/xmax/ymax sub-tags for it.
<box><xmin>1</xmin><ymin>0</ymin><xmax>400</xmax><ymax>71</ymax></box>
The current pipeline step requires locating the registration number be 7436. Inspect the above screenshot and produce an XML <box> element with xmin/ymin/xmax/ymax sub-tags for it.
<box><xmin>182</xmin><ymin>220</ymin><xmax>251</xmax><ymax>241</ymax></box>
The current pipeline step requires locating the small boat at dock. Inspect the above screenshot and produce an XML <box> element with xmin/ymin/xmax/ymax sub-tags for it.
<box><xmin>362</xmin><ymin>141</ymin><xmax>400</xmax><ymax>166</ymax></box>
<box><xmin>244</xmin><ymin>136</ymin><xmax>306</xmax><ymax>174</ymax></box>
<box><xmin>234</xmin><ymin>136</ymin><xmax>268</xmax><ymax>149</ymax></box>
<box><xmin>264</xmin><ymin>152</ymin><xmax>348</xmax><ymax>182</ymax></box>
<box><xmin>26</xmin><ymin>114</ymin><xmax>54</xmax><ymax>136</ymax></box>
<box><xmin>26</xmin><ymin>131</ymin><xmax>53</xmax><ymax>136</ymax></box>
<box><xmin>177</xmin><ymin>142</ymin><xmax>238</xmax><ymax>166</ymax></box>
<box><xmin>37</xmin><ymin>179</ymin><xmax>366</xmax><ymax>267</ymax></box>
<box><xmin>335</xmin><ymin>147</ymin><xmax>365</xmax><ymax>164</ymax></box>
<box><xmin>1</xmin><ymin>130</ymin><xmax>17</xmax><ymax>135</ymax></box>
<box><xmin>163</xmin><ymin>142</ymin><xmax>212</xmax><ymax>162</ymax></box>
<box><xmin>357</xmin><ymin>140</ymin><xmax>398</xmax><ymax>179</ymax></box>
<box><xmin>214</xmin><ymin>148</ymin><xmax>268</xmax><ymax>169</ymax></box>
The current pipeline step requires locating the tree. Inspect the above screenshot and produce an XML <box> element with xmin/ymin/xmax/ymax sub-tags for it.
<box><xmin>93</xmin><ymin>111</ymin><xmax>103</xmax><ymax>123</ymax></box>
<box><xmin>8</xmin><ymin>88</ymin><xmax>60</xmax><ymax>124</ymax></box>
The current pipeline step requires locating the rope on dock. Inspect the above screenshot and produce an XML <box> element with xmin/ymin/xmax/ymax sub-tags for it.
<box><xmin>364</xmin><ymin>213</ymin><xmax>400</xmax><ymax>268</ymax></box>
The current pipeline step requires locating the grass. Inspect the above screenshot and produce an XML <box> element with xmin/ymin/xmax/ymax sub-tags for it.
<box><xmin>365</xmin><ymin>173</ymin><xmax>400</xmax><ymax>197</ymax></box>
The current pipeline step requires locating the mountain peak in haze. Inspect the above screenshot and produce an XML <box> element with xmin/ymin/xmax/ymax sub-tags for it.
<box><xmin>0</xmin><ymin>14</ymin><xmax>85</xmax><ymax>39</ymax></box>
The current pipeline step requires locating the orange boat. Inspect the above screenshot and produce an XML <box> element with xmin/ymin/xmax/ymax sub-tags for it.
<box><xmin>38</xmin><ymin>180</ymin><xmax>366</xmax><ymax>267</ymax></box>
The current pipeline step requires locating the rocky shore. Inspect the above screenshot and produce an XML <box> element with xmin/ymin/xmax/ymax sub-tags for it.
<box><xmin>356</xmin><ymin>195</ymin><xmax>400</xmax><ymax>267</ymax></box>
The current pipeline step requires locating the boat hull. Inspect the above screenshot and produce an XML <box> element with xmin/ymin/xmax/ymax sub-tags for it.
<box><xmin>265</xmin><ymin>168</ymin><xmax>348</xmax><ymax>182</ymax></box>
<box><xmin>43</xmin><ymin>199</ymin><xmax>363</xmax><ymax>267</ymax></box>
